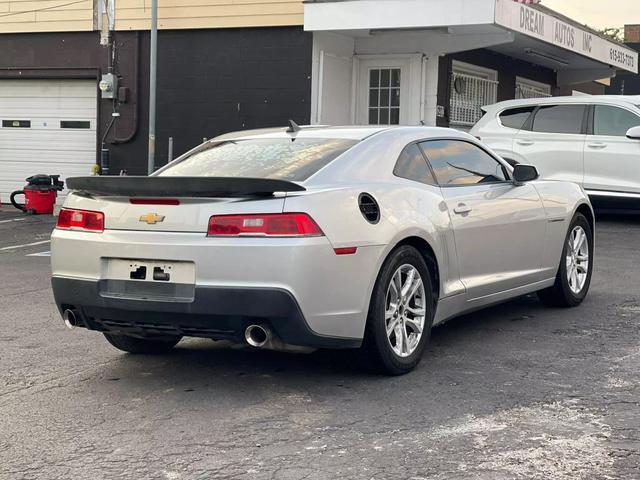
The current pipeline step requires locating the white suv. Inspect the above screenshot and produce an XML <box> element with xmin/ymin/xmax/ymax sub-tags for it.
<box><xmin>471</xmin><ymin>96</ymin><xmax>640</xmax><ymax>211</ymax></box>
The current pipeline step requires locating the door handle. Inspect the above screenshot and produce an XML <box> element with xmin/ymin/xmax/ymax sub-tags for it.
<box><xmin>453</xmin><ymin>204</ymin><xmax>472</xmax><ymax>215</ymax></box>
<box><xmin>587</xmin><ymin>142</ymin><xmax>607</xmax><ymax>149</ymax></box>
<box><xmin>516</xmin><ymin>139</ymin><xmax>534</xmax><ymax>146</ymax></box>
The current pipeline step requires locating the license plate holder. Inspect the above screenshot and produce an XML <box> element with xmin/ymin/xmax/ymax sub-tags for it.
<box><xmin>100</xmin><ymin>258</ymin><xmax>196</xmax><ymax>302</ymax></box>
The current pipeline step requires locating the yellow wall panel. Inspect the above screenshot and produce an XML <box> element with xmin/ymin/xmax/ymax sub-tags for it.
<box><xmin>115</xmin><ymin>0</ymin><xmax>304</xmax><ymax>30</ymax></box>
<box><xmin>0</xmin><ymin>0</ymin><xmax>94</xmax><ymax>32</ymax></box>
<box><xmin>118</xmin><ymin>13</ymin><xmax>303</xmax><ymax>31</ymax></box>
<box><xmin>0</xmin><ymin>0</ymin><xmax>305</xmax><ymax>33</ymax></box>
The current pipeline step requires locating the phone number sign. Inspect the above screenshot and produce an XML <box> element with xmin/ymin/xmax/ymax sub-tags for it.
<box><xmin>495</xmin><ymin>0</ymin><xmax>638</xmax><ymax>73</ymax></box>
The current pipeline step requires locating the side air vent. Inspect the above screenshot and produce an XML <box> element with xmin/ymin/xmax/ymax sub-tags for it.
<box><xmin>358</xmin><ymin>193</ymin><xmax>380</xmax><ymax>224</ymax></box>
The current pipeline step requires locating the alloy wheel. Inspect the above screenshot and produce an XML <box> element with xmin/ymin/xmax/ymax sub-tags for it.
<box><xmin>566</xmin><ymin>225</ymin><xmax>589</xmax><ymax>295</ymax></box>
<box><xmin>384</xmin><ymin>264</ymin><xmax>427</xmax><ymax>358</ymax></box>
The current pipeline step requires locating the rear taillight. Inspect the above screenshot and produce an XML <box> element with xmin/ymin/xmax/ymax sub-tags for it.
<box><xmin>56</xmin><ymin>208</ymin><xmax>105</xmax><ymax>232</ymax></box>
<box><xmin>208</xmin><ymin>213</ymin><xmax>323</xmax><ymax>237</ymax></box>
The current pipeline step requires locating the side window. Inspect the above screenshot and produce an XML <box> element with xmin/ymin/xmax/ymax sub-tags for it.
<box><xmin>531</xmin><ymin>104</ymin><xmax>586</xmax><ymax>134</ymax></box>
<box><xmin>593</xmin><ymin>105</ymin><xmax>640</xmax><ymax>136</ymax></box>
<box><xmin>499</xmin><ymin>107</ymin><xmax>535</xmax><ymax>130</ymax></box>
<box><xmin>393</xmin><ymin>143</ymin><xmax>436</xmax><ymax>185</ymax></box>
<box><xmin>420</xmin><ymin>140</ymin><xmax>507</xmax><ymax>186</ymax></box>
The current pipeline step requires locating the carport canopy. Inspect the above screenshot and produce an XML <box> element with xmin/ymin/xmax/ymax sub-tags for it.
<box><xmin>304</xmin><ymin>0</ymin><xmax>639</xmax><ymax>83</ymax></box>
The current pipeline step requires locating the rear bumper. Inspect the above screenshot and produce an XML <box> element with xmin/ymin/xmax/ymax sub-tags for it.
<box><xmin>51</xmin><ymin>229</ymin><xmax>385</xmax><ymax>339</ymax></box>
<box><xmin>52</xmin><ymin>277</ymin><xmax>361</xmax><ymax>349</ymax></box>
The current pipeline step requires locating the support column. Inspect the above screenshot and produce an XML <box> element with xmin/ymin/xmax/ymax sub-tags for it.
<box><xmin>422</xmin><ymin>56</ymin><xmax>440</xmax><ymax>126</ymax></box>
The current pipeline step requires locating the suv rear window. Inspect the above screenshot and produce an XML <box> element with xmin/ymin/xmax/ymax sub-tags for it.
<box><xmin>499</xmin><ymin>107</ymin><xmax>535</xmax><ymax>130</ymax></box>
<box><xmin>158</xmin><ymin>138</ymin><xmax>358</xmax><ymax>181</ymax></box>
<box><xmin>531</xmin><ymin>105</ymin><xmax>586</xmax><ymax>134</ymax></box>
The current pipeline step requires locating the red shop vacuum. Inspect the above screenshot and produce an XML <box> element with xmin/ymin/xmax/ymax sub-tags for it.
<box><xmin>10</xmin><ymin>175</ymin><xmax>65</xmax><ymax>215</ymax></box>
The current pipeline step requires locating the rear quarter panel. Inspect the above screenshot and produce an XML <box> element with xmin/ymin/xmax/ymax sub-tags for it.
<box><xmin>283</xmin><ymin>181</ymin><xmax>462</xmax><ymax>309</ymax></box>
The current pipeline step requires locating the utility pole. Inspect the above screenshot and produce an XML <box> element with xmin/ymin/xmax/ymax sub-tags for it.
<box><xmin>147</xmin><ymin>0</ymin><xmax>158</xmax><ymax>174</ymax></box>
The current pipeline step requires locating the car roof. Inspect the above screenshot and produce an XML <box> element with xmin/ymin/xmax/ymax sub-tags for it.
<box><xmin>212</xmin><ymin>125</ymin><xmax>472</xmax><ymax>142</ymax></box>
<box><xmin>485</xmin><ymin>95</ymin><xmax>640</xmax><ymax>111</ymax></box>
<box><xmin>212</xmin><ymin>125</ymin><xmax>390</xmax><ymax>142</ymax></box>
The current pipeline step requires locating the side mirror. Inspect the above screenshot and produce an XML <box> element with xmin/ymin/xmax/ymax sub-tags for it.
<box><xmin>626</xmin><ymin>125</ymin><xmax>640</xmax><ymax>140</ymax></box>
<box><xmin>513</xmin><ymin>164</ymin><xmax>539</xmax><ymax>184</ymax></box>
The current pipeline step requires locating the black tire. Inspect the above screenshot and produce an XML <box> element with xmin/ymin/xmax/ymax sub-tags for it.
<box><xmin>103</xmin><ymin>333</ymin><xmax>181</xmax><ymax>354</ymax></box>
<box><xmin>538</xmin><ymin>212</ymin><xmax>593</xmax><ymax>308</ymax></box>
<box><xmin>357</xmin><ymin>245</ymin><xmax>435</xmax><ymax>375</ymax></box>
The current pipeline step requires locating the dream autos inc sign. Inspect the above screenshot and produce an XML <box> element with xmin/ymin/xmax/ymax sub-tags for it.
<box><xmin>494</xmin><ymin>0</ymin><xmax>638</xmax><ymax>73</ymax></box>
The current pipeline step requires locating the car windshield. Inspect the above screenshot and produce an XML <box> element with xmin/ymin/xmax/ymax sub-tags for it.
<box><xmin>157</xmin><ymin>137</ymin><xmax>358</xmax><ymax>182</ymax></box>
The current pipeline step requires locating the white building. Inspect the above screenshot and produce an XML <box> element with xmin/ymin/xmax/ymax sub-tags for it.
<box><xmin>305</xmin><ymin>0</ymin><xmax>638</xmax><ymax>129</ymax></box>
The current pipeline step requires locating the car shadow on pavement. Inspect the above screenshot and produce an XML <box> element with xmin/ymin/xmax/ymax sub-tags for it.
<box><xmin>595</xmin><ymin>212</ymin><xmax>640</xmax><ymax>225</ymax></box>
<box><xmin>91</xmin><ymin>293</ymin><xmax>555</xmax><ymax>400</ymax></box>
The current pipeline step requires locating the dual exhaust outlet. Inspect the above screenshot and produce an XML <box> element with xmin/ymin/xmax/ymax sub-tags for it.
<box><xmin>62</xmin><ymin>309</ymin><xmax>78</xmax><ymax>329</ymax></box>
<box><xmin>244</xmin><ymin>324</ymin><xmax>271</xmax><ymax>348</ymax></box>
<box><xmin>244</xmin><ymin>324</ymin><xmax>313</xmax><ymax>353</ymax></box>
<box><xmin>61</xmin><ymin>311</ymin><xmax>312</xmax><ymax>353</ymax></box>
<box><xmin>62</xmin><ymin>311</ymin><xmax>275</xmax><ymax>345</ymax></box>
<box><xmin>62</xmin><ymin>311</ymin><xmax>273</xmax><ymax>341</ymax></box>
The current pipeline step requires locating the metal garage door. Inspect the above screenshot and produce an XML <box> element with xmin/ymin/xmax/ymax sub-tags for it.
<box><xmin>0</xmin><ymin>79</ymin><xmax>97</xmax><ymax>204</ymax></box>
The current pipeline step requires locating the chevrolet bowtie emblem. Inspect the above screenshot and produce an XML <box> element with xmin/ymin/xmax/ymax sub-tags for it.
<box><xmin>139</xmin><ymin>213</ymin><xmax>165</xmax><ymax>225</ymax></box>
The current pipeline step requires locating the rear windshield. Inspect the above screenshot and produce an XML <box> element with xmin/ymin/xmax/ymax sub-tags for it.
<box><xmin>157</xmin><ymin>138</ymin><xmax>358</xmax><ymax>181</ymax></box>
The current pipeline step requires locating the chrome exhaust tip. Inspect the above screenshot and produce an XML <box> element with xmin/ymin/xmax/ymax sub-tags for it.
<box><xmin>245</xmin><ymin>324</ymin><xmax>270</xmax><ymax>348</ymax></box>
<box><xmin>243</xmin><ymin>324</ymin><xmax>315</xmax><ymax>353</ymax></box>
<box><xmin>62</xmin><ymin>309</ymin><xmax>77</xmax><ymax>330</ymax></box>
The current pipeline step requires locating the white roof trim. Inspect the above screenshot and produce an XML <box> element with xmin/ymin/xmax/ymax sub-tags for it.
<box><xmin>304</xmin><ymin>0</ymin><xmax>639</xmax><ymax>74</ymax></box>
<box><xmin>304</xmin><ymin>0</ymin><xmax>497</xmax><ymax>33</ymax></box>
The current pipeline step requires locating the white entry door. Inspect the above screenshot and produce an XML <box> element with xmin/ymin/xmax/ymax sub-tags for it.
<box><xmin>355</xmin><ymin>55</ymin><xmax>422</xmax><ymax>126</ymax></box>
<box><xmin>0</xmin><ymin>79</ymin><xmax>97</xmax><ymax>203</ymax></box>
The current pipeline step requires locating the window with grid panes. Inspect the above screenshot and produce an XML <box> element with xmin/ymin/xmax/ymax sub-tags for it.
<box><xmin>368</xmin><ymin>68</ymin><xmax>401</xmax><ymax>125</ymax></box>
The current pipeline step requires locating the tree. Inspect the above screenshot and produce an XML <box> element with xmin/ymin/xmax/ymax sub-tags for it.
<box><xmin>599</xmin><ymin>27</ymin><xmax>624</xmax><ymax>43</ymax></box>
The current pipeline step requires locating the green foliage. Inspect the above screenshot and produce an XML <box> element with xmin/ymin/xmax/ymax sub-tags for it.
<box><xmin>599</xmin><ymin>27</ymin><xmax>624</xmax><ymax>42</ymax></box>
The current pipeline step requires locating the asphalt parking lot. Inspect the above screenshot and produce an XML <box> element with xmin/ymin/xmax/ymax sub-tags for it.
<box><xmin>0</xmin><ymin>207</ymin><xmax>639</xmax><ymax>480</ymax></box>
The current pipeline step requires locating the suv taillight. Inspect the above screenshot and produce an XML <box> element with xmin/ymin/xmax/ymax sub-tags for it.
<box><xmin>56</xmin><ymin>208</ymin><xmax>105</xmax><ymax>232</ymax></box>
<box><xmin>208</xmin><ymin>213</ymin><xmax>323</xmax><ymax>237</ymax></box>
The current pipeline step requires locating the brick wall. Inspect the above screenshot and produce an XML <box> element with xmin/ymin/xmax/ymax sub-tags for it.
<box><xmin>625</xmin><ymin>25</ymin><xmax>640</xmax><ymax>43</ymax></box>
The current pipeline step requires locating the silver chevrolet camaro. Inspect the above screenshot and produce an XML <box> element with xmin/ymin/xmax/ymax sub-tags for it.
<box><xmin>51</xmin><ymin>125</ymin><xmax>594</xmax><ymax>375</ymax></box>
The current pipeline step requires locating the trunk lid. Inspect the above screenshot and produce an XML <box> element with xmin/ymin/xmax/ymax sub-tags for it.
<box><xmin>63</xmin><ymin>176</ymin><xmax>298</xmax><ymax>233</ymax></box>
<box><xmin>63</xmin><ymin>195</ymin><xmax>287</xmax><ymax>233</ymax></box>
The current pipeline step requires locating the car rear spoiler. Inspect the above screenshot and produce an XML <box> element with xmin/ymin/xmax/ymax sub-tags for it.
<box><xmin>65</xmin><ymin>176</ymin><xmax>306</xmax><ymax>197</ymax></box>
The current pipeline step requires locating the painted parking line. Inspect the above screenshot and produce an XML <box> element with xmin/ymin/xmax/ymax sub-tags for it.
<box><xmin>26</xmin><ymin>251</ymin><xmax>51</xmax><ymax>257</ymax></box>
<box><xmin>0</xmin><ymin>240</ymin><xmax>51</xmax><ymax>251</ymax></box>
<box><xmin>0</xmin><ymin>218</ymin><xmax>26</xmax><ymax>224</ymax></box>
